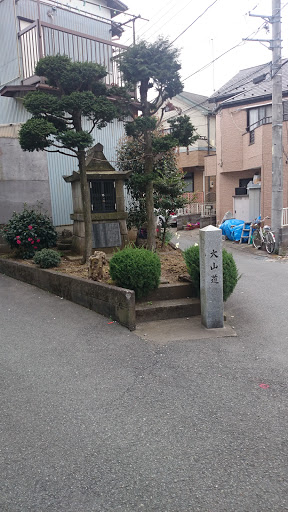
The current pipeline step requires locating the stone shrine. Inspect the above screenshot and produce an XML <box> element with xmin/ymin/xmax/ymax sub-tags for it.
<box><xmin>64</xmin><ymin>143</ymin><xmax>131</xmax><ymax>253</ymax></box>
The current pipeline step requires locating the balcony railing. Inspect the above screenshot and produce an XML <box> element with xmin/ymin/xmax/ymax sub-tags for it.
<box><xmin>18</xmin><ymin>20</ymin><xmax>126</xmax><ymax>86</ymax></box>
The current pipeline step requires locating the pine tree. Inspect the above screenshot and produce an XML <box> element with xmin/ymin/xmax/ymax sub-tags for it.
<box><xmin>19</xmin><ymin>55</ymin><xmax>127</xmax><ymax>262</ymax></box>
<box><xmin>116</xmin><ymin>38</ymin><xmax>196</xmax><ymax>250</ymax></box>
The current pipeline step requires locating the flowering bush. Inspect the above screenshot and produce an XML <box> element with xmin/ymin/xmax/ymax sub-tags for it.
<box><xmin>1</xmin><ymin>206</ymin><xmax>57</xmax><ymax>259</ymax></box>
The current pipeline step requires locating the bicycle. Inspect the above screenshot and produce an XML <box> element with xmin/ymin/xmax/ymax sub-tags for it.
<box><xmin>252</xmin><ymin>216</ymin><xmax>276</xmax><ymax>254</ymax></box>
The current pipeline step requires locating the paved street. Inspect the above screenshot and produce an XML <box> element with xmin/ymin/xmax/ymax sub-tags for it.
<box><xmin>1</xmin><ymin>236</ymin><xmax>288</xmax><ymax>511</ymax></box>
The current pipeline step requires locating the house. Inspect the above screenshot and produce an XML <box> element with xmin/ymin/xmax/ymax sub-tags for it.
<box><xmin>161</xmin><ymin>91</ymin><xmax>216</xmax><ymax>214</ymax></box>
<box><xmin>205</xmin><ymin>60</ymin><xmax>288</xmax><ymax>230</ymax></box>
<box><xmin>0</xmin><ymin>0</ymin><xmax>128</xmax><ymax>230</ymax></box>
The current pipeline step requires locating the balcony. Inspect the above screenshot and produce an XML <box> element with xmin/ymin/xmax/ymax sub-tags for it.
<box><xmin>18</xmin><ymin>20</ymin><xmax>126</xmax><ymax>86</ymax></box>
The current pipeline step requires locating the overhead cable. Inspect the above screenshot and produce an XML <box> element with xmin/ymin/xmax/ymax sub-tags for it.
<box><xmin>170</xmin><ymin>0</ymin><xmax>219</xmax><ymax>45</ymax></box>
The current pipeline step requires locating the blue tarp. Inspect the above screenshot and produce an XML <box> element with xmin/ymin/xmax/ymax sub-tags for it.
<box><xmin>220</xmin><ymin>219</ymin><xmax>245</xmax><ymax>241</ymax></box>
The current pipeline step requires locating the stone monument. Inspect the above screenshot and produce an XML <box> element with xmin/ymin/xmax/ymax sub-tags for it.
<box><xmin>199</xmin><ymin>225</ymin><xmax>224</xmax><ymax>328</ymax></box>
<box><xmin>64</xmin><ymin>143</ymin><xmax>132</xmax><ymax>254</ymax></box>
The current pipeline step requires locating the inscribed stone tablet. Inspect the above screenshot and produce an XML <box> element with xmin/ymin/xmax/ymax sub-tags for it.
<box><xmin>92</xmin><ymin>222</ymin><xmax>121</xmax><ymax>248</ymax></box>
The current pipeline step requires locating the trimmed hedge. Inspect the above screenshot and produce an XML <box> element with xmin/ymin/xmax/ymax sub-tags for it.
<box><xmin>183</xmin><ymin>245</ymin><xmax>239</xmax><ymax>301</ymax></box>
<box><xmin>33</xmin><ymin>249</ymin><xmax>61</xmax><ymax>269</ymax></box>
<box><xmin>109</xmin><ymin>247</ymin><xmax>161</xmax><ymax>299</ymax></box>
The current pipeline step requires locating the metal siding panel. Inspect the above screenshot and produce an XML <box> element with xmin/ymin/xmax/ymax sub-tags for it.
<box><xmin>0</xmin><ymin>97</ymin><xmax>31</xmax><ymax>124</ymax></box>
<box><xmin>16</xmin><ymin>0</ymin><xmax>111</xmax><ymax>40</ymax></box>
<box><xmin>47</xmin><ymin>151</ymin><xmax>77</xmax><ymax>226</ymax></box>
<box><xmin>46</xmin><ymin>7</ymin><xmax>111</xmax><ymax>41</ymax></box>
<box><xmin>86</xmin><ymin>119</ymin><xmax>125</xmax><ymax>163</ymax></box>
<box><xmin>0</xmin><ymin>0</ymin><xmax>21</xmax><ymax>85</ymax></box>
<box><xmin>48</xmin><ymin>119</ymin><xmax>126</xmax><ymax>226</ymax></box>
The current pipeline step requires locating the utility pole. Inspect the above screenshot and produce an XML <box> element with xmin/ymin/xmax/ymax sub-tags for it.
<box><xmin>245</xmin><ymin>0</ymin><xmax>283</xmax><ymax>251</ymax></box>
<box><xmin>271</xmin><ymin>0</ymin><xmax>283</xmax><ymax>251</ymax></box>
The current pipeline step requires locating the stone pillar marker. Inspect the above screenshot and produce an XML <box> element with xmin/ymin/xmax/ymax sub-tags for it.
<box><xmin>199</xmin><ymin>225</ymin><xmax>224</xmax><ymax>328</ymax></box>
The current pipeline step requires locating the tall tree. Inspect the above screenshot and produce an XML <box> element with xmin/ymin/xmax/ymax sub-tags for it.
<box><xmin>116</xmin><ymin>38</ymin><xmax>195</xmax><ymax>250</ymax></box>
<box><xmin>117</xmin><ymin>124</ymin><xmax>198</xmax><ymax>247</ymax></box>
<box><xmin>19</xmin><ymin>55</ymin><xmax>126</xmax><ymax>263</ymax></box>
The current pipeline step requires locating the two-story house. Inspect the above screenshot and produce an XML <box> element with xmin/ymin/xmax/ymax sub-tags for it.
<box><xmin>0</xmin><ymin>0</ymin><xmax>128</xmax><ymax>229</ymax></box>
<box><xmin>205</xmin><ymin>60</ymin><xmax>288</xmax><ymax>228</ymax></box>
<box><xmin>161</xmin><ymin>91</ymin><xmax>216</xmax><ymax>213</ymax></box>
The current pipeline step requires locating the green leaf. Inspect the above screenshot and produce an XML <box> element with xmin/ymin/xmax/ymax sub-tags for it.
<box><xmin>19</xmin><ymin>118</ymin><xmax>57</xmax><ymax>151</ymax></box>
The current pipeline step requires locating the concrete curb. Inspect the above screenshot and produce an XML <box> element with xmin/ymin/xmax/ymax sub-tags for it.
<box><xmin>0</xmin><ymin>258</ymin><xmax>136</xmax><ymax>331</ymax></box>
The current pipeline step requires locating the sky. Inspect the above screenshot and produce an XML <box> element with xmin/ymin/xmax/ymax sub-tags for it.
<box><xmin>115</xmin><ymin>0</ymin><xmax>288</xmax><ymax>97</ymax></box>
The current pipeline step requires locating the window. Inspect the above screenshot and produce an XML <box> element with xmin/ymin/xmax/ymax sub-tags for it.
<box><xmin>183</xmin><ymin>171</ymin><xmax>194</xmax><ymax>193</ymax></box>
<box><xmin>247</xmin><ymin>105</ymin><xmax>272</xmax><ymax>143</ymax></box>
<box><xmin>248</xmin><ymin>105</ymin><xmax>272</xmax><ymax>131</ymax></box>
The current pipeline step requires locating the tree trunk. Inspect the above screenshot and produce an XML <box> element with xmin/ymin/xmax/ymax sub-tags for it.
<box><xmin>144</xmin><ymin>130</ymin><xmax>156</xmax><ymax>251</ymax></box>
<box><xmin>141</xmin><ymin>80</ymin><xmax>156</xmax><ymax>251</ymax></box>
<box><xmin>78</xmin><ymin>150</ymin><xmax>93</xmax><ymax>263</ymax></box>
<box><xmin>73</xmin><ymin>111</ymin><xmax>93</xmax><ymax>264</ymax></box>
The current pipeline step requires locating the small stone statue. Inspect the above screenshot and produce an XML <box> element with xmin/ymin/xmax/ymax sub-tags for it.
<box><xmin>88</xmin><ymin>251</ymin><xmax>107</xmax><ymax>281</ymax></box>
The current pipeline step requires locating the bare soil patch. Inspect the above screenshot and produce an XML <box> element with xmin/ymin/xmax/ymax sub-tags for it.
<box><xmin>1</xmin><ymin>244</ymin><xmax>188</xmax><ymax>284</ymax></box>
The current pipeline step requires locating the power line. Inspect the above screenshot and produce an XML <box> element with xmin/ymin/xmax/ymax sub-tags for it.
<box><xmin>162</xmin><ymin>60</ymin><xmax>276</xmax><ymax>124</ymax></box>
<box><xmin>135</xmin><ymin>0</ymin><xmax>179</xmax><ymax>39</ymax></box>
<box><xmin>170</xmin><ymin>0</ymin><xmax>219</xmax><ymax>45</ymax></box>
<box><xmin>182</xmin><ymin>0</ymin><xmax>288</xmax><ymax>84</ymax></box>
<box><xmin>121</xmin><ymin>0</ymin><xmax>179</xmax><ymax>45</ymax></box>
<box><xmin>182</xmin><ymin>21</ymin><xmax>267</xmax><ymax>82</ymax></box>
<box><xmin>145</xmin><ymin>0</ymin><xmax>195</xmax><ymax>42</ymax></box>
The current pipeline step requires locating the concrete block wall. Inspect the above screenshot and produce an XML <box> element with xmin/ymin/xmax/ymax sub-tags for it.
<box><xmin>0</xmin><ymin>136</ymin><xmax>52</xmax><ymax>224</ymax></box>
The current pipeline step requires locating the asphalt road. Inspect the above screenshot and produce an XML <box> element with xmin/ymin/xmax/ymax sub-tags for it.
<box><xmin>1</xmin><ymin>239</ymin><xmax>288</xmax><ymax>511</ymax></box>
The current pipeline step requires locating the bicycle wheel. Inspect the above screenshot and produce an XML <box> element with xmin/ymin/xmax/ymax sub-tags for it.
<box><xmin>265</xmin><ymin>231</ymin><xmax>275</xmax><ymax>254</ymax></box>
<box><xmin>252</xmin><ymin>229</ymin><xmax>262</xmax><ymax>249</ymax></box>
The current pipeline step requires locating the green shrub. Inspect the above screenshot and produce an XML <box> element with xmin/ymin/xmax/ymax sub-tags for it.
<box><xmin>109</xmin><ymin>247</ymin><xmax>161</xmax><ymax>299</ymax></box>
<box><xmin>33</xmin><ymin>248</ymin><xmax>61</xmax><ymax>268</ymax></box>
<box><xmin>183</xmin><ymin>244</ymin><xmax>200</xmax><ymax>294</ymax></box>
<box><xmin>1</xmin><ymin>206</ymin><xmax>57</xmax><ymax>259</ymax></box>
<box><xmin>183</xmin><ymin>245</ymin><xmax>239</xmax><ymax>301</ymax></box>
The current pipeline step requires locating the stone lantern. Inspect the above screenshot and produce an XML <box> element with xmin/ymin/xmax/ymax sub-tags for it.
<box><xmin>64</xmin><ymin>143</ymin><xmax>131</xmax><ymax>253</ymax></box>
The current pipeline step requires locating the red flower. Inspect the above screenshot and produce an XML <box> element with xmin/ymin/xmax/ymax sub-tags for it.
<box><xmin>16</xmin><ymin>236</ymin><xmax>20</xmax><ymax>239</ymax></box>
<box><xmin>34</xmin><ymin>246</ymin><xmax>37</xmax><ymax>249</ymax></box>
<box><xmin>28</xmin><ymin>225</ymin><xmax>32</xmax><ymax>230</ymax></box>
<box><xmin>36</xmin><ymin>239</ymin><xmax>40</xmax><ymax>243</ymax></box>
<box><xmin>31</xmin><ymin>240</ymin><xmax>34</xmax><ymax>244</ymax></box>
<box><xmin>16</xmin><ymin>240</ymin><xmax>21</xmax><ymax>245</ymax></box>
<box><xmin>28</xmin><ymin>237</ymin><xmax>32</xmax><ymax>242</ymax></box>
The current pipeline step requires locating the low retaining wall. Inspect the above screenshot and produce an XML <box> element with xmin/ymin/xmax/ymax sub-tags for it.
<box><xmin>177</xmin><ymin>214</ymin><xmax>200</xmax><ymax>230</ymax></box>
<box><xmin>177</xmin><ymin>214</ymin><xmax>216</xmax><ymax>230</ymax></box>
<box><xmin>200</xmin><ymin>215</ymin><xmax>216</xmax><ymax>228</ymax></box>
<box><xmin>0</xmin><ymin>258</ymin><xmax>136</xmax><ymax>331</ymax></box>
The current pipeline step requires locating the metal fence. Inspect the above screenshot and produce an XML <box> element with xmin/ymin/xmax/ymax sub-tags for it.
<box><xmin>177</xmin><ymin>203</ymin><xmax>216</xmax><ymax>216</ymax></box>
